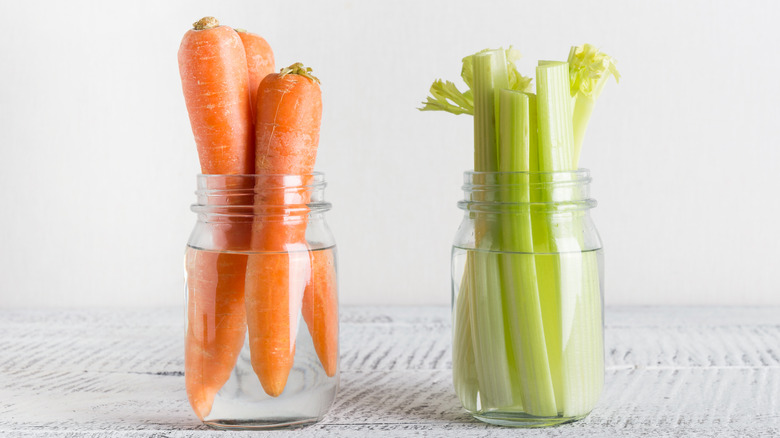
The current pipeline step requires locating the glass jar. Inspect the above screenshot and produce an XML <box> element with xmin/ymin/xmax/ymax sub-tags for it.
<box><xmin>451</xmin><ymin>169</ymin><xmax>604</xmax><ymax>427</ymax></box>
<box><xmin>184</xmin><ymin>173</ymin><xmax>338</xmax><ymax>429</ymax></box>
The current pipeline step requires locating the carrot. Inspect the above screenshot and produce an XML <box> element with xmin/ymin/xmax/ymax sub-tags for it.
<box><xmin>302</xmin><ymin>248</ymin><xmax>339</xmax><ymax>376</ymax></box>
<box><xmin>178</xmin><ymin>16</ymin><xmax>254</xmax><ymax>419</ymax></box>
<box><xmin>254</xmin><ymin>64</ymin><xmax>322</xmax><ymax>175</ymax></box>
<box><xmin>179</xmin><ymin>17</ymin><xmax>254</xmax><ymax>174</ymax></box>
<box><xmin>236</xmin><ymin>29</ymin><xmax>275</xmax><ymax>114</ymax></box>
<box><xmin>184</xmin><ymin>249</ymin><xmax>247</xmax><ymax>418</ymax></box>
<box><xmin>244</xmin><ymin>64</ymin><xmax>323</xmax><ymax>396</ymax></box>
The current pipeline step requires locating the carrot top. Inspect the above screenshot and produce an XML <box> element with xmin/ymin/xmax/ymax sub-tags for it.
<box><xmin>193</xmin><ymin>16</ymin><xmax>220</xmax><ymax>30</ymax></box>
<box><xmin>280</xmin><ymin>62</ymin><xmax>320</xmax><ymax>84</ymax></box>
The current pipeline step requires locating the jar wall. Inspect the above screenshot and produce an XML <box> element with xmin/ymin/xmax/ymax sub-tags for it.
<box><xmin>184</xmin><ymin>173</ymin><xmax>339</xmax><ymax>429</ymax></box>
<box><xmin>451</xmin><ymin>170</ymin><xmax>604</xmax><ymax>427</ymax></box>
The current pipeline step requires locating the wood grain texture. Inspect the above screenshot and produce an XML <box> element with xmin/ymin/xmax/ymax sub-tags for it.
<box><xmin>0</xmin><ymin>306</ymin><xmax>778</xmax><ymax>437</ymax></box>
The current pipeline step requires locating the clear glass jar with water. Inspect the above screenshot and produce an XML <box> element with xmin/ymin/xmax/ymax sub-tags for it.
<box><xmin>185</xmin><ymin>173</ymin><xmax>338</xmax><ymax>429</ymax></box>
<box><xmin>451</xmin><ymin>169</ymin><xmax>604</xmax><ymax>427</ymax></box>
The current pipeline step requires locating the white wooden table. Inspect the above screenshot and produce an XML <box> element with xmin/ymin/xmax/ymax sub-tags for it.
<box><xmin>1</xmin><ymin>306</ymin><xmax>778</xmax><ymax>437</ymax></box>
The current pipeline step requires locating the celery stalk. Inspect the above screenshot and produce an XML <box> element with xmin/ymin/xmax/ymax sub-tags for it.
<box><xmin>472</xmin><ymin>51</ymin><xmax>507</xmax><ymax>172</ymax></box>
<box><xmin>498</xmin><ymin>90</ymin><xmax>534</xmax><ymax>172</ymax></box>
<box><xmin>497</xmin><ymin>89</ymin><xmax>557</xmax><ymax>416</ymax></box>
<box><xmin>536</xmin><ymin>62</ymin><xmax>575</xmax><ymax>172</ymax></box>
<box><xmin>453</xmin><ymin>267</ymin><xmax>479</xmax><ymax>412</ymax></box>
<box><xmin>567</xmin><ymin>44</ymin><xmax>620</xmax><ymax>166</ymax></box>
<box><xmin>560</xmin><ymin>250</ymin><xmax>603</xmax><ymax>417</ymax></box>
<box><xmin>536</xmin><ymin>61</ymin><xmax>603</xmax><ymax>417</ymax></box>
<box><xmin>535</xmin><ymin>63</ymin><xmax>575</xmax><ymax>415</ymax></box>
<box><xmin>562</xmin><ymin>44</ymin><xmax>614</xmax><ymax>416</ymax></box>
<box><xmin>466</xmin><ymin>49</ymin><xmax>523</xmax><ymax>410</ymax></box>
<box><xmin>468</xmin><ymin>247</ymin><xmax>519</xmax><ymax>408</ymax></box>
<box><xmin>571</xmin><ymin>97</ymin><xmax>595</xmax><ymax>167</ymax></box>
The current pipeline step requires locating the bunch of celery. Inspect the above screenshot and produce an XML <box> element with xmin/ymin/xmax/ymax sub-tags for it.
<box><xmin>422</xmin><ymin>44</ymin><xmax>618</xmax><ymax>418</ymax></box>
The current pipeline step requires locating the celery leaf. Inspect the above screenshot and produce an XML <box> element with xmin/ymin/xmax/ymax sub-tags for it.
<box><xmin>567</xmin><ymin>44</ymin><xmax>620</xmax><ymax>98</ymax></box>
<box><xmin>419</xmin><ymin>79</ymin><xmax>474</xmax><ymax>115</ymax></box>
<box><xmin>421</xmin><ymin>47</ymin><xmax>532</xmax><ymax>116</ymax></box>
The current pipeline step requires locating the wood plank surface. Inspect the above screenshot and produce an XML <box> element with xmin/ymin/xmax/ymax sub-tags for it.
<box><xmin>0</xmin><ymin>306</ymin><xmax>778</xmax><ymax>437</ymax></box>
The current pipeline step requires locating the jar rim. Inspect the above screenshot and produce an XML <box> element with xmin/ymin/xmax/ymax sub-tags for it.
<box><xmin>197</xmin><ymin>171</ymin><xmax>325</xmax><ymax>177</ymax></box>
<box><xmin>196</xmin><ymin>171</ymin><xmax>326</xmax><ymax>188</ymax></box>
<box><xmin>459</xmin><ymin>168</ymin><xmax>595</xmax><ymax>211</ymax></box>
<box><xmin>192</xmin><ymin>171</ymin><xmax>331</xmax><ymax>217</ymax></box>
<box><xmin>462</xmin><ymin>168</ymin><xmax>592</xmax><ymax>188</ymax></box>
<box><xmin>463</xmin><ymin>168</ymin><xmax>591</xmax><ymax>181</ymax></box>
<box><xmin>465</xmin><ymin>168</ymin><xmax>589</xmax><ymax>174</ymax></box>
<box><xmin>457</xmin><ymin>199</ymin><xmax>597</xmax><ymax>212</ymax></box>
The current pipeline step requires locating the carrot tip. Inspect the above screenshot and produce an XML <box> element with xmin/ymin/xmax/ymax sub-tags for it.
<box><xmin>192</xmin><ymin>398</ymin><xmax>212</xmax><ymax>420</ymax></box>
<box><xmin>265</xmin><ymin>384</ymin><xmax>285</xmax><ymax>398</ymax></box>
<box><xmin>193</xmin><ymin>16</ymin><xmax>219</xmax><ymax>30</ymax></box>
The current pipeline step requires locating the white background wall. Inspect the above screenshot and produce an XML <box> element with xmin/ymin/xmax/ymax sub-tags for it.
<box><xmin>1</xmin><ymin>0</ymin><xmax>778</xmax><ymax>308</ymax></box>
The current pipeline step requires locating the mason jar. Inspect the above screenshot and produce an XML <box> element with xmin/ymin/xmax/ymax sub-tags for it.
<box><xmin>451</xmin><ymin>169</ymin><xmax>604</xmax><ymax>427</ymax></box>
<box><xmin>184</xmin><ymin>173</ymin><xmax>338</xmax><ymax>429</ymax></box>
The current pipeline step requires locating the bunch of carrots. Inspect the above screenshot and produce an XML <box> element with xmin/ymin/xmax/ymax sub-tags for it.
<box><xmin>178</xmin><ymin>16</ymin><xmax>337</xmax><ymax>419</ymax></box>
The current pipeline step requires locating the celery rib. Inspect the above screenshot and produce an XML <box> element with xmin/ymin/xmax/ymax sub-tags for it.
<box><xmin>453</xmin><ymin>266</ymin><xmax>479</xmax><ymax>412</ymax></box>
<box><xmin>468</xmin><ymin>249</ymin><xmax>518</xmax><ymax>408</ymax></box>
<box><xmin>536</xmin><ymin>62</ymin><xmax>575</xmax><ymax>173</ymax></box>
<box><xmin>560</xmin><ymin>249</ymin><xmax>603</xmax><ymax>417</ymax></box>
<box><xmin>466</xmin><ymin>50</ymin><xmax>524</xmax><ymax>411</ymax></box>
<box><xmin>497</xmin><ymin>89</ymin><xmax>557</xmax><ymax>416</ymax></box>
<box><xmin>472</xmin><ymin>51</ymin><xmax>507</xmax><ymax>173</ymax></box>
<box><xmin>536</xmin><ymin>62</ymin><xmax>603</xmax><ymax>417</ymax></box>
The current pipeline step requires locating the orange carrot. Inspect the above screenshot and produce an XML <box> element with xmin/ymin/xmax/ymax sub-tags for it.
<box><xmin>179</xmin><ymin>17</ymin><xmax>254</xmax><ymax>175</ymax></box>
<box><xmin>254</xmin><ymin>64</ymin><xmax>322</xmax><ymax>175</ymax></box>
<box><xmin>244</xmin><ymin>64</ymin><xmax>323</xmax><ymax>396</ymax></box>
<box><xmin>236</xmin><ymin>29</ymin><xmax>275</xmax><ymax>114</ymax></box>
<box><xmin>184</xmin><ymin>249</ymin><xmax>247</xmax><ymax>418</ymax></box>
<box><xmin>302</xmin><ymin>248</ymin><xmax>339</xmax><ymax>376</ymax></box>
<box><xmin>178</xmin><ymin>16</ymin><xmax>254</xmax><ymax>419</ymax></box>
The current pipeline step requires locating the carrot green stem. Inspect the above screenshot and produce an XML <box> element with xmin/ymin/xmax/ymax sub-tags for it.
<box><xmin>279</xmin><ymin>62</ymin><xmax>320</xmax><ymax>84</ymax></box>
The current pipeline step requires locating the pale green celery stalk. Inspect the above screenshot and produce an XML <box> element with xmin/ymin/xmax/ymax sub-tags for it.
<box><xmin>568</xmin><ymin>44</ymin><xmax>620</xmax><ymax>166</ymax></box>
<box><xmin>468</xmin><ymin>243</ymin><xmax>518</xmax><ymax>408</ymax></box>
<box><xmin>536</xmin><ymin>62</ymin><xmax>575</xmax><ymax>172</ymax></box>
<box><xmin>461</xmin><ymin>47</ymin><xmax>532</xmax><ymax>94</ymax></box>
<box><xmin>453</xmin><ymin>266</ymin><xmax>479</xmax><ymax>412</ymax></box>
<box><xmin>560</xmin><ymin>250</ymin><xmax>603</xmax><ymax>417</ymax></box>
<box><xmin>466</xmin><ymin>49</ymin><xmax>522</xmax><ymax>410</ymax></box>
<box><xmin>535</xmin><ymin>63</ymin><xmax>575</xmax><ymax>415</ymax></box>
<box><xmin>472</xmin><ymin>51</ymin><xmax>507</xmax><ymax>172</ymax></box>
<box><xmin>536</xmin><ymin>61</ymin><xmax>602</xmax><ymax>417</ymax></box>
<box><xmin>497</xmin><ymin>89</ymin><xmax>557</xmax><ymax>416</ymax></box>
<box><xmin>563</xmin><ymin>44</ymin><xmax>614</xmax><ymax>416</ymax></box>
